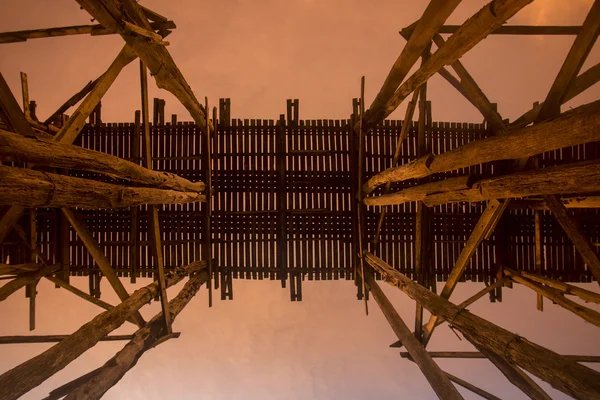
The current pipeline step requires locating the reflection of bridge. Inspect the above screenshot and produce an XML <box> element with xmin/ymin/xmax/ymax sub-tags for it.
<box><xmin>1</xmin><ymin>1</ymin><xmax>600</xmax><ymax>399</ymax></box>
<box><xmin>3</xmin><ymin>103</ymin><xmax>598</xmax><ymax>301</ymax></box>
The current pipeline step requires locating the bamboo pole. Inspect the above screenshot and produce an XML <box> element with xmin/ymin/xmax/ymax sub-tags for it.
<box><xmin>364</xmin><ymin>251</ymin><xmax>600</xmax><ymax>400</ymax></box>
<box><xmin>0</xmin><ymin>260</ymin><xmax>207</xmax><ymax>400</ymax></box>
<box><xmin>0</xmin><ymin>129</ymin><xmax>205</xmax><ymax>192</ymax></box>
<box><xmin>64</xmin><ymin>269</ymin><xmax>210</xmax><ymax>400</ymax></box>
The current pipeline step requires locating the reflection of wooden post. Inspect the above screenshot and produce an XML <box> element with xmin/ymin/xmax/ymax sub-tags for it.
<box><xmin>534</xmin><ymin>210</ymin><xmax>543</xmax><ymax>310</ymax></box>
<box><xmin>276</xmin><ymin>114</ymin><xmax>287</xmax><ymax>288</ymax></box>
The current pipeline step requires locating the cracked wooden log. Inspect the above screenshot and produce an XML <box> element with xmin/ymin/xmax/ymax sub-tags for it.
<box><xmin>0</xmin><ymin>165</ymin><xmax>206</xmax><ymax>209</ymax></box>
<box><xmin>0</xmin><ymin>260</ymin><xmax>207</xmax><ymax>400</ymax></box>
<box><xmin>364</xmin><ymin>251</ymin><xmax>600</xmax><ymax>399</ymax></box>
<box><xmin>363</xmin><ymin>100</ymin><xmax>600</xmax><ymax>194</ymax></box>
<box><xmin>0</xmin><ymin>129</ymin><xmax>205</xmax><ymax>192</ymax></box>
<box><xmin>422</xmin><ymin>159</ymin><xmax>600</xmax><ymax>206</ymax></box>
<box><xmin>64</xmin><ymin>268</ymin><xmax>210</xmax><ymax>400</ymax></box>
<box><xmin>364</xmin><ymin>176</ymin><xmax>472</xmax><ymax>206</ymax></box>
<box><xmin>0</xmin><ymin>264</ymin><xmax>58</xmax><ymax>302</ymax></box>
<box><xmin>363</xmin><ymin>0</ymin><xmax>461</xmax><ymax>126</ymax></box>
<box><xmin>375</xmin><ymin>0</ymin><xmax>533</xmax><ymax>123</ymax></box>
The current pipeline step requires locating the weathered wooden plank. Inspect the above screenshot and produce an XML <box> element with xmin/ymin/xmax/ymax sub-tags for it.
<box><xmin>365</xmin><ymin>251</ymin><xmax>600</xmax><ymax>400</ymax></box>
<box><xmin>0</xmin><ymin>260</ymin><xmax>206</xmax><ymax>400</ymax></box>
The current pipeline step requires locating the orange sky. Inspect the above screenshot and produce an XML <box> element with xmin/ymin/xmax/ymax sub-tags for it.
<box><xmin>1</xmin><ymin>1</ymin><xmax>600</xmax><ymax>399</ymax></box>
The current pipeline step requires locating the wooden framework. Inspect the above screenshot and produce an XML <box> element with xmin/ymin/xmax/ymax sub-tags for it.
<box><xmin>0</xmin><ymin>0</ymin><xmax>599</xmax><ymax>399</ymax></box>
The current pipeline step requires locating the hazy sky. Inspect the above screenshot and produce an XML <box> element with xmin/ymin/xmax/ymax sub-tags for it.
<box><xmin>1</xmin><ymin>1</ymin><xmax>600</xmax><ymax>399</ymax></box>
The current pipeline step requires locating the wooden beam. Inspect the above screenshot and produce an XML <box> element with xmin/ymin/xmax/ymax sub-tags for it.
<box><xmin>0</xmin><ymin>335</ymin><xmax>134</xmax><ymax>344</ymax></box>
<box><xmin>511</xmin><ymin>62</ymin><xmax>600</xmax><ymax>129</ymax></box>
<box><xmin>475</xmin><ymin>343</ymin><xmax>552</xmax><ymax>400</ymax></box>
<box><xmin>517</xmin><ymin>270</ymin><xmax>600</xmax><ymax>304</ymax></box>
<box><xmin>0</xmin><ymin>165</ymin><xmax>206</xmax><ymax>209</ymax></box>
<box><xmin>62</xmin><ymin>269</ymin><xmax>209</xmax><ymax>400</ymax></box>
<box><xmin>76</xmin><ymin>0</ymin><xmax>212</xmax><ymax>133</ymax></box>
<box><xmin>373</xmin><ymin>0</ymin><xmax>533</xmax><ymax>124</ymax></box>
<box><xmin>402</xmin><ymin>356</ymin><xmax>501</xmax><ymax>400</ymax></box>
<box><xmin>140</xmin><ymin>60</ymin><xmax>171</xmax><ymax>333</ymax></box>
<box><xmin>363</xmin><ymin>0</ymin><xmax>461</xmax><ymax>125</ymax></box>
<box><xmin>362</xmin><ymin>271</ymin><xmax>463</xmax><ymax>400</ymax></box>
<box><xmin>363</xmin><ymin>100</ymin><xmax>600</xmax><ymax>194</ymax></box>
<box><xmin>43</xmin><ymin>79</ymin><xmax>97</xmax><ymax>125</ymax></box>
<box><xmin>421</xmin><ymin>199</ymin><xmax>507</xmax><ymax>346</ymax></box>
<box><xmin>0</xmin><ymin>20</ymin><xmax>176</xmax><ymax>44</ymax></box>
<box><xmin>535</xmin><ymin>210</ymin><xmax>544</xmax><ymax>311</ymax></box>
<box><xmin>543</xmin><ymin>195</ymin><xmax>600</xmax><ymax>285</ymax></box>
<box><xmin>505</xmin><ymin>268</ymin><xmax>600</xmax><ymax>326</ymax></box>
<box><xmin>420</xmin><ymin>25</ymin><xmax>583</xmax><ymax>35</ymax></box>
<box><xmin>510</xmin><ymin>196</ymin><xmax>600</xmax><ymax>210</ymax></box>
<box><xmin>373</xmin><ymin>91</ymin><xmax>419</xmax><ymax>245</ymax></box>
<box><xmin>421</xmin><ymin>160</ymin><xmax>600</xmax><ymax>206</ymax></box>
<box><xmin>44</xmin><ymin>276</ymin><xmax>138</xmax><ymax>326</ymax></box>
<box><xmin>0</xmin><ymin>129</ymin><xmax>205</xmax><ymax>192</ymax></box>
<box><xmin>0</xmin><ymin>45</ymin><xmax>137</xmax><ymax>244</ymax></box>
<box><xmin>391</xmin><ymin>279</ymin><xmax>505</xmax><ymax>348</ymax></box>
<box><xmin>401</xmin><ymin>352</ymin><xmax>600</xmax><ymax>363</ymax></box>
<box><xmin>365</xmin><ymin>251</ymin><xmax>600</xmax><ymax>400</ymax></box>
<box><xmin>399</xmin><ymin>27</ymin><xmax>505</xmax><ymax>134</ymax></box>
<box><xmin>0</xmin><ymin>264</ymin><xmax>58</xmax><ymax>302</ymax></box>
<box><xmin>61</xmin><ymin>208</ymin><xmax>145</xmax><ymax>328</ymax></box>
<box><xmin>536</xmin><ymin>0</ymin><xmax>600</xmax><ymax>121</ymax></box>
<box><xmin>0</xmin><ymin>260</ymin><xmax>206</xmax><ymax>400</ymax></box>
<box><xmin>364</xmin><ymin>176</ymin><xmax>473</xmax><ymax>206</ymax></box>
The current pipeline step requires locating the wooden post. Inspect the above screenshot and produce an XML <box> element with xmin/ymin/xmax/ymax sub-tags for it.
<box><xmin>203</xmin><ymin>97</ymin><xmax>213</xmax><ymax>307</ymax></box>
<box><xmin>27</xmin><ymin>209</ymin><xmax>37</xmax><ymax>331</ymax></box>
<box><xmin>276</xmin><ymin>114</ymin><xmax>288</xmax><ymax>288</ymax></box>
<box><xmin>362</xmin><ymin>271</ymin><xmax>463</xmax><ymax>400</ymax></box>
<box><xmin>140</xmin><ymin>59</ymin><xmax>172</xmax><ymax>333</ymax></box>
<box><xmin>0</xmin><ymin>260</ymin><xmax>207</xmax><ymax>400</ymax></box>
<box><xmin>61</xmin><ymin>208</ymin><xmax>146</xmax><ymax>328</ymax></box>
<box><xmin>357</xmin><ymin>77</ymin><xmax>368</xmax><ymax>314</ymax></box>
<box><xmin>365</xmin><ymin>251</ymin><xmax>600</xmax><ymax>400</ymax></box>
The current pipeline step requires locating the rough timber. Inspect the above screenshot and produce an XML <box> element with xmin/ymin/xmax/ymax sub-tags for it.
<box><xmin>0</xmin><ymin>0</ymin><xmax>599</xmax><ymax>399</ymax></box>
